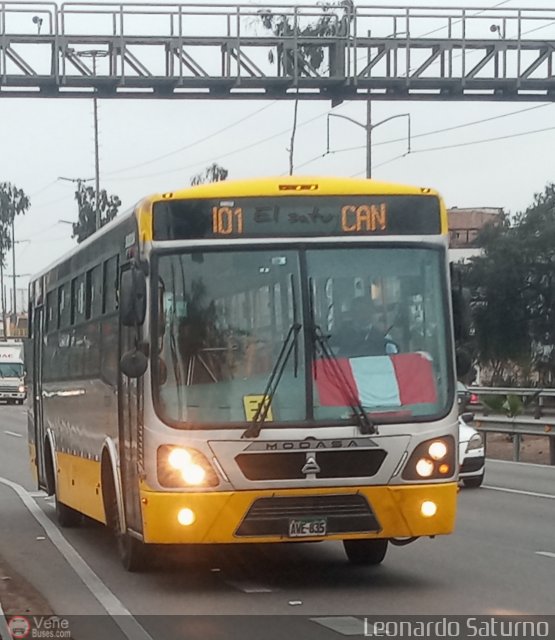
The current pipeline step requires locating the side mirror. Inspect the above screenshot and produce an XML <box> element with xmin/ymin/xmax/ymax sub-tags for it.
<box><xmin>120</xmin><ymin>348</ymin><xmax>148</xmax><ymax>378</ymax></box>
<box><xmin>120</xmin><ymin>267</ymin><xmax>146</xmax><ymax>327</ymax></box>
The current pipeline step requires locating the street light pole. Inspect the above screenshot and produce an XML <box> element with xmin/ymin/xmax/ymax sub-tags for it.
<box><xmin>11</xmin><ymin>219</ymin><xmax>16</xmax><ymax>324</ymax></box>
<box><xmin>76</xmin><ymin>49</ymin><xmax>108</xmax><ymax>231</ymax></box>
<box><xmin>366</xmin><ymin>99</ymin><xmax>372</xmax><ymax>180</ymax></box>
<box><xmin>92</xmin><ymin>61</ymin><xmax>101</xmax><ymax>231</ymax></box>
<box><xmin>326</xmin><ymin>111</ymin><xmax>412</xmax><ymax>179</ymax></box>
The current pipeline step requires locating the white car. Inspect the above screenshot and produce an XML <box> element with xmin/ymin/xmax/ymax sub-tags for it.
<box><xmin>458</xmin><ymin>413</ymin><xmax>485</xmax><ymax>488</ymax></box>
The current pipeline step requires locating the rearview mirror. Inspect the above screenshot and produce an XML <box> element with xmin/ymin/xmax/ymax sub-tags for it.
<box><xmin>120</xmin><ymin>266</ymin><xmax>146</xmax><ymax>327</ymax></box>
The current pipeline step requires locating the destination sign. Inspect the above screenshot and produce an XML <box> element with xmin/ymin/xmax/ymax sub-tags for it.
<box><xmin>152</xmin><ymin>195</ymin><xmax>441</xmax><ymax>240</ymax></box>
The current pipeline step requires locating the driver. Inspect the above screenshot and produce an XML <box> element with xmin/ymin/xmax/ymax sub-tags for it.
<box><xmin>334</xmin><ymin>296</ymin><xmax>398</xmax><ymax>358</ymax></box>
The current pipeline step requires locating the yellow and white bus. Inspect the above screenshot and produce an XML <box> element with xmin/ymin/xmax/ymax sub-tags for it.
<box><xmin>28</xmin><ymin>176</ymin><xmax>460</xmax><ymax>571</ymax></box>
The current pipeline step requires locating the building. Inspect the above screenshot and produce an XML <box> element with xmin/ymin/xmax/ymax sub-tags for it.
<box><xmin>448</xmin><ymin>207</ymin><xmax>504</xmax><ymax>263</ymax></box>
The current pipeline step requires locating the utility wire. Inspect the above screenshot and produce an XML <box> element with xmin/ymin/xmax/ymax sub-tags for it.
<box><xmin>103</xmin><ymin>105</ymin><xmax>342</xmax><ymax>183</ymax></box>
<box><xmin>103</xmin><ymin>101</ymin><xmax>279</xmax><ymax>177</ymax></box>
<box><xmin>295</xmin><ymin>102</ymin><xmax>552</xmax><ymax>169</ymax></box>
<box><xmin>412</xmin><ymin>123</ymin><xmax>555</xmax><ymax>154</ymax></box>
<box><xmin>29</xmin><ymin>180</ymin><xmax>58</xmax><ymax>198</ymax></box>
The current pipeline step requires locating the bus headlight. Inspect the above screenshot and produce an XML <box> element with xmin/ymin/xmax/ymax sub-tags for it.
<box><xmin>402</xmin><ymin>436</ymin><xmax>456</xmax><ymax>481</ymax></box>
<box><xmin>158</xmin><ymin>446</ymin><xmax>219</xmax><ymax>488</ymax></box>
<box><xmin>18</xmin><ymin>385</ymin><xmax>26</xmax><ymax>394</ymax></box>
<box><xmin>415</xmin><ymin>458</ymin><xmax>435</xmax><ymax>478</ymax></box>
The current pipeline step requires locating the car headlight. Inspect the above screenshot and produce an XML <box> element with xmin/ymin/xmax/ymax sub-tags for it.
<box><xmin>157</xmin><ymin>446</ymin><xmax>219</xmax><ymax>488</ymax></box>
<box><xmin>466</xmin><ymin>433</ymin><xmax>484</xmax><ymax>452</ymax></box>
<box><xmin>18</xmin><ymin>385</ymin><xmax>26</xmax><ymax>393</ymax></box>
<box><xmin>402</xmin><ymin>436</ymin><xmax>456</xmax><ymax>481</ymax></box>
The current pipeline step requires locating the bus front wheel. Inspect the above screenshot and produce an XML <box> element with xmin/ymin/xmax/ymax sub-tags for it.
<box><xmin>102</xmin><ymin>460</ymin><xmax>148</xmax><ymax>572</ymax></box>
<box><xmin>117</xmin><ymin>533</ymin><xmax>149</xmax><ymax>573</ymax></box>
<box><xmin>343</xmin><ymin>539</ymin><xmax>388</xmax><ymax>566</ymax></box>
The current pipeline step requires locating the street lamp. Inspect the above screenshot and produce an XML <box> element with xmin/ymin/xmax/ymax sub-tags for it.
<box><xmin>75</xmin><ymin>49</ymin><xmax>109</xmax><ymax>232</ymax></box>
<box><xmin>10</xmin><ymin>229</ymin><xmax>30</xmax><ymax>324</ymax></box>
<box><xmin>326</xmin><ymin>111</ymin><xmax>412</xmax><ymax>178</ymax></box>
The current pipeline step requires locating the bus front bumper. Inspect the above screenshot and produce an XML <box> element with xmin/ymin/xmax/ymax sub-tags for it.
<box><xmin>139</xmin><ymin>483</ymin><xmax>458</xmax><ymax>545</ymax></box>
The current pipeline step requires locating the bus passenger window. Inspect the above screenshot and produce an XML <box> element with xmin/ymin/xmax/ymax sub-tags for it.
<box><xmin>58</xmin><ymin>283</ymin><xmax>70</xmax><ymax>329</ymax></box>
<box><xmin>103</xmin><ymin>256</ymin><xmax>119</xmax><ymax>314</ymax></box>
<box><xmin>86</xmin><ymin>265</ymin><xmax>103</xmax><ymax>320</ymax></box>
<box><xmin>46</xmin><ymin>291</ymin><xmax>56</xmax><ymax>333</ymax></box>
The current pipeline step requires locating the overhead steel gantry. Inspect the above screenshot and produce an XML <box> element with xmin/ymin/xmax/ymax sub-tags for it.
<box><xmin>1</xmin><ymin>2</ymin><xmax>555</xmax><ymax>102</ymax></box>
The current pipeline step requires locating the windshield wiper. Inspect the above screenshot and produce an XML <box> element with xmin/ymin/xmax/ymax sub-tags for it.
<box><xmin>241</xmin><ymin>322</ymin><xmax>302</xmax><ymax>439</ymax></box>
<box><xmin>309</xmin><ymin>281</ymin><xmax>377</xmax><ymax>435</ymax></box>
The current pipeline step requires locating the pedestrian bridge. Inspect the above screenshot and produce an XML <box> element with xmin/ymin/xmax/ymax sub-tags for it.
<box><xmin>1</xmin><ymin>2</ymin><xmax>555</xmax><ymax>102</ymax></box>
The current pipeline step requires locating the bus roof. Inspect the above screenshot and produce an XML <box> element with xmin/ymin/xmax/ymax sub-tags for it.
<box><xmin>31</xmin><ymin>176</ymin><xmax>444</xmax><ymax>282</ymax></box>
<box><xmin>143</xmin><ymin>175</ymin><xmax>440</xmax><ymax>203</ymax></box>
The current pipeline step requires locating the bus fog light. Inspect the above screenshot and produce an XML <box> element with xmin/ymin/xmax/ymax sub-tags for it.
<box><xmin>421</xmin><ymin>501</ymin><xmax>437</xmax><ymax>517</ymax></box>
<box><xmin>415</xmin><ymin>458</ymin><xmax>434</xmax><ymax>478</ymax></box>
<box><xmin>177</xmin><ymin>508</ymin><xmax>196</xmax><ymax>526</ymax></box>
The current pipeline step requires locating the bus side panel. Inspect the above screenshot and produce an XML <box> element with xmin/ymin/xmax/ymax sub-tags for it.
<box><xmin>56</xmin><ymin>451</ymin><xmax>106</xmax><ymax>523</ymax></box>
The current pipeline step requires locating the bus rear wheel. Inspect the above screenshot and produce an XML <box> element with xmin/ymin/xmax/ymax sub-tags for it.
<box><xmin>343</xmin><ymin>539</ymin><xmax>388</xmax><ymax>565</ymax></box>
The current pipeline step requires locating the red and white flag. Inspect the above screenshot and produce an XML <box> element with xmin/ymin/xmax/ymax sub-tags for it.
<box><xmin>313</xmin><ymin>352</ymin><xmax>437</xmax><ymax>408</ymax></box>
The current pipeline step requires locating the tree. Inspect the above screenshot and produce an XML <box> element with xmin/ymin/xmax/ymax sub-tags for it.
<box><xmin>72</xmin><ymin>180</ymin><xmax>121</xmax><ymax>243</ymax></box>
<box><xmin>258</xmin><ymin>2</ymin><xmax>353</xmax><ymax>173</ymax></box>
<box><xmin>0</xmin><ymin>182</ymin><xmax>30</xmax><ymax>263</ymax></box>
<box><xmin>0</xmin><ymin>182</ymin><xmax>30</xmax><ymax>337</ymax></box>
<box><xmin>190</xmin><ymin>163</ymin><xmax>228</xmax><ymax>186</ymax></box>
<box><xmin>258</xmin><ymin>1</ymin><xmax>353</xmax><ymax>75</ymax></box>
<box><xmin>463</xmin><ymin>183</ymin><xmax>555</xmax><ymax>384</ymax></box>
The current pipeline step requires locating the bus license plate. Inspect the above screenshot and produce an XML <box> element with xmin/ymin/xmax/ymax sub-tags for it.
<box><xmin>288</xmin><ymin>518</ymin><xmax>327</xmax><ymax>538</ymax></box>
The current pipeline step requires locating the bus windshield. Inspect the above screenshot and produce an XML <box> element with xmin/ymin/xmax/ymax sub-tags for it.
<box><xmin>154</xmin><ymin>246</ymin><xmax>451</xmax><ymax>427</ymax></box>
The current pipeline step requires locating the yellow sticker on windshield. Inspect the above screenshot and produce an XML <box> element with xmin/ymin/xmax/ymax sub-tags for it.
<box><xmin>243</xmin><ymin>395</ymin><xmax>273</xmax><ymax>421</ymax></box>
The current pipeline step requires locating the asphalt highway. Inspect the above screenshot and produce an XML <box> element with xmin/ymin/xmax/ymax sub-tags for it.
<box><xmin>0</xmin><ymin>405</ymin><xmax>553</xmax><ymax>640</ymax></box>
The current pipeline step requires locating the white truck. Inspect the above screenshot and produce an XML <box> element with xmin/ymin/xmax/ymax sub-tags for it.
<box><xmin>0</xmin><ymin>340</ymin><xmax>26</xmax><ymax>405</ymax></box>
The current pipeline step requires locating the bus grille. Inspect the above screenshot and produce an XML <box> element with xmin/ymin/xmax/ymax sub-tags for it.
<box><xmin>0</xmin><ymin>386</ymin><xmax>20</xmax><ymax>393</ymax></box>
<box><xmin>235</xmin><ymin>449</ymin><xmax>387</xmax><ymax>481</ymax></box>
<box><xmin>235</xmin><ymin>494</ymin><xmax>380</xmax><ymax>537</ymax></box>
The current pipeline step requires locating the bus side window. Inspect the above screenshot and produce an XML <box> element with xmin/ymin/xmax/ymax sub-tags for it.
<box><xmin>46</xmin><ymin>290</ymin><xmax>56</xmax><ymax>333</ymax></box>
<box><xmin>103</xmin><ymin>255</ymin><xmax>119</xmax><ymax>314</ymax></box>
<box><xmin>86</xmin><ymin>264</ymin><xmax>102</xmax><ymax>320</ymax></box>
<box><xmin>58</xmin><ymin>283</ymin><xmax>70</xmax><ymax>329</ymax></box>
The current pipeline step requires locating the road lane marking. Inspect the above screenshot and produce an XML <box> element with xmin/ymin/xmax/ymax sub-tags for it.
<box><xmin>535</xmin><ymin>551</ymin><xmax>555</xmax><ymax>559</ymax></box>
<box><xmin>223</xmin><ymin>579</ymin><xmax>273</xmax><ymax>593</ymax></box>
<box><xmin>311</xmin><ymin>617</ymin><xmax>366</xmax><ymax>636</ymax></box>
<box><xmin>483</xmin><ymin>485</ymin><xmax>555</xmax><ymax>500</ymax></box>
<box><xmin>0</xmin><ymin>475</ymin><xmax>154</xmax><ymax>640</ymax></box>
<box><xmin>4</xmin><ymin>431</ymin><xmax>22</xmax><ymax>438</ymax></box>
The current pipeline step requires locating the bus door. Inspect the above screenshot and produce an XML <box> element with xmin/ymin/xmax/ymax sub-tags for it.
<box><xmin>32</xmin><ymin>305</ymin><xmax>47</xmax><ymax>489</ymax></box>
<box><xmin>117</xmin><ymin>274</ymin><xmax>143</xmax><ymax>534</ymax></box>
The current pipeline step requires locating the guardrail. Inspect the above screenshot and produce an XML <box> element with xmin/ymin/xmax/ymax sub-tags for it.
<box><xmin>462</xmin><ymin>387</ymin><xmax>555</xmax><ymax>465</ymax></box>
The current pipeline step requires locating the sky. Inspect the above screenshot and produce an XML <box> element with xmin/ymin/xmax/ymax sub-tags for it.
<box><xmin>2</xmin><ymin>0</ymin><xmax>555</xmax><ymax>309</ymax></box>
